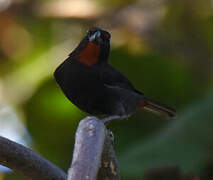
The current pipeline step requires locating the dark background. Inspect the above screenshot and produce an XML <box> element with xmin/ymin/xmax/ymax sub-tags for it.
<box><xmin>0</xmin><ymin>0</ymin><xmax>213</xmax><ymax>179</ymax></box>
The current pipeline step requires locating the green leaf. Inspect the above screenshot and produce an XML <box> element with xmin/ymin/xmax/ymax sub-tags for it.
<box><xmin>119</xmin><ymin>93</ymin><xmax>213</xmax><ymax>179</ymax></box>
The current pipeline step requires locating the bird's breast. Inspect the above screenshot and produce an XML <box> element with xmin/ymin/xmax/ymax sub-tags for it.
<box><xmin>76</xmin><ymin>42</ymin><xmax>100</xmax><ymax>66</ymax></box>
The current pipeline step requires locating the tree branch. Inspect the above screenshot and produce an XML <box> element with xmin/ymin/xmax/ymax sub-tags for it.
<box><xmin>0</xmin><ymin>136</ymin><xmax>67</xmax><ymax>180</ymax></box>
<box><xmin>0</xmin><ymin>116</ymin><xmax>120</xmax><ymax>180</ymax></box>
<box><xmin>97</xmin><ymin>129</ymin><xmax>120</xmax><ymax>180</ymax></box>
<box><xmin>67</xmin><ymin>116</ymin><xmax>120</xmax><ymax>180</ymax></box>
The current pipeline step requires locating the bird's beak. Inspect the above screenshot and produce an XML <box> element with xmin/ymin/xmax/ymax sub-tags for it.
<box><xmin>89</xmin><ymin>31</ymin><xmax>101</xmax><ymax>42</ymax></box>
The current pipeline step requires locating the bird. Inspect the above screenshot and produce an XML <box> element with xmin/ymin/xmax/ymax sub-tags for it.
<box><xmin>54</xmin><ymin>27</ymin><xmax>176</xmax><ymax>122</ymax></box>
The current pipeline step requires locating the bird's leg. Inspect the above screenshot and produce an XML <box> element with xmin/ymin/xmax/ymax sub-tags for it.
<box><xmin>101</xmin><ymin>115</ymin><xmax>121</xmax><ymax>124</ymax></box>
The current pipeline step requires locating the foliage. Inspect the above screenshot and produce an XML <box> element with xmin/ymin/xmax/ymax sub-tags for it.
<box><xmin>0</xmin><ymin>0</ymin><xmax>213</xmax><ymax>179</ymax></box>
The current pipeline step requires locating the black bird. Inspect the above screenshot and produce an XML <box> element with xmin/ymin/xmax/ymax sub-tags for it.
<box><xmin>54</xmin><ymin>27</ymin><xmax>176</xmax><ymax>122</ymax></box>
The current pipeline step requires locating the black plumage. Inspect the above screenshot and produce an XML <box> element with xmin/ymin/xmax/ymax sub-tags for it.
<box><xmin>54</xmin><ymin>27</ymin><xmax>176</xmax><ymax>118</ymax></box>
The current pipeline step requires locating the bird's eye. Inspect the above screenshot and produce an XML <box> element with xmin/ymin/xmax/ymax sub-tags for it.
<box><xmin>104</xmin><ymin>33</ymin><xmax>110</xmax><ymax>39</ymax></box>
<box><xmin>89</xmin><ymin>27</ymin><xmax>96</xmax><ymax>33</ymax></box>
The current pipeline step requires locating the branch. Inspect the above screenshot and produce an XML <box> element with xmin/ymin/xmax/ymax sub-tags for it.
<box><xmin>0</xmin><ymin>136</ymin><xmax>67</xmax><ymax>180</ymax></box>
<box><xmin>67</xmin><ymin>116</ymin><xmax>120</xmax><ymax>180</ymax></box>
<box><xmin>97</xmin><ymin>129</ymin><xmax>120</xmax><ymax>180</ymax></box>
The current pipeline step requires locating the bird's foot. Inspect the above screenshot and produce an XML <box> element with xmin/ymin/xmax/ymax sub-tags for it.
<box><xmin>101</xmin><ymin>115</ymin><xmax>121</xmax><ymax>124</ymax></box>
<box><xmin>121</xmin><ymin>114</ymin><xmax>131</xmax><ymax>120</ymax></box>
<box><xmin>101</xmin><ymin>114</ymin><xmax>131</xmax><ymax>124</ymax></box>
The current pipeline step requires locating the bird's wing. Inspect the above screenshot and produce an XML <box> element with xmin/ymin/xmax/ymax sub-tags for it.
<box><xmin>101</xmin><ymin>64</ymin><xmax>144</xmax><ymax>95</ymax></box>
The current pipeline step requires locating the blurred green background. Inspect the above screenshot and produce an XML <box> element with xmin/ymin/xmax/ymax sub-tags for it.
<box><xmin>0</xmin><ymin>0</ymin><xmax>213</xmax><ymax>179</ymax></box>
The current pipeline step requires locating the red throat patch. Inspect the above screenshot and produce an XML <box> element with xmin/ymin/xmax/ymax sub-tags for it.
<box><xmin>76</xmin><ymin>42</ymin><xmax>100</xmax><ymax>66</ymax></box>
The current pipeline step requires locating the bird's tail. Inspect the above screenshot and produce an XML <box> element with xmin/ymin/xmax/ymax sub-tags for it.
<box><xmin>140</xmin><ymin>97</ymin><xmax>177</xmax><ymax>118</ymax></box>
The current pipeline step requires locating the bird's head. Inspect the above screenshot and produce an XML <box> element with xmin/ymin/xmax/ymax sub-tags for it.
<box><xmin>87</xmin><ymin>27</ymin><xmax>111</xmax><ymax>45</ymax></box>
<box><xmin>70</xmin><ymin>27</ymin><xmax>111</xmax><ymax>66</ymax></box>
